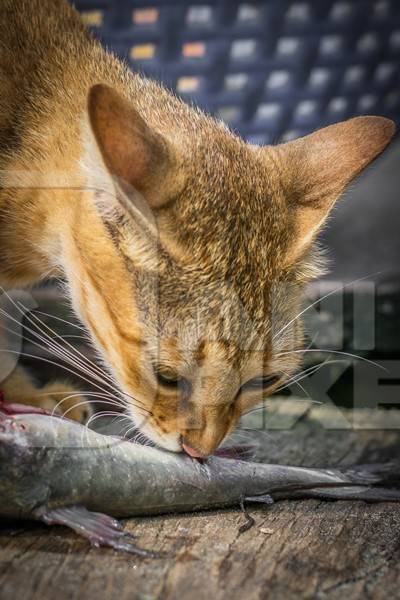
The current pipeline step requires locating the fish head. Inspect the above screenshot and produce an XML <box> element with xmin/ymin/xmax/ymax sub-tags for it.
<box><xmin>0</xmin><ymin>412</ymin><xmax>49</xmax><ymax>516</ymax></box>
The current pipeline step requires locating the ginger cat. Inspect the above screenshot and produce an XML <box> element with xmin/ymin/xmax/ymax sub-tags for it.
<box><xmin>0</xmin><ymin>0</ymin><xmax>395</xmax><ymax>455</ymax></box>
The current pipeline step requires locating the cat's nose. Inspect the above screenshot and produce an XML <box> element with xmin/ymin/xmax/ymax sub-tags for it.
<box><xmin>182</xmin><ymin>442</ymin><xmax>207</xmax><ymax>459</ymax></box>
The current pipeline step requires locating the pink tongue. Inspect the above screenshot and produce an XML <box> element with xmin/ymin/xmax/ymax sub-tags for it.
<box><xmin>0</xmin><ymin>399</ymin><xmax>52</xmax><ymax>416</ymax></box>
<box><xmin>182</xmin><ymin>443</ymin><xmax>206</xmax><ymax>459</ymax></box>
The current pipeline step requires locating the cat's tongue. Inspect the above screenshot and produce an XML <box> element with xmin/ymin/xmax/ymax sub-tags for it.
<box><xmin>182</xmin><ymin>443</ymin><xmax>257</xmax><ymax>460</ymax></box>
<box><xmin>0</xmin><ymin>396</ymin><xmax>53</xmax><ymax>417</ymax></box>
<box><xmin>182</xmin><ymin>443</ymin><xmax>206</xmax><ymax>459</ymax></box>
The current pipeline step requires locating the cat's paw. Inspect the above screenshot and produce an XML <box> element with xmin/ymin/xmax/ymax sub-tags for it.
<box><xmin>35</xmin><ymin>381</ymin><xmax>92</xmax><ymax>423</ymax></box>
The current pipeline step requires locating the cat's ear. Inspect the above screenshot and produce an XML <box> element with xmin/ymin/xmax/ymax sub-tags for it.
<box><xmin>275</xmin><ymin>116</ymin><xmax>395</xmax><ymax>263</ymax></box>
<box><xmin>87</xmin><ymin>84</ymin><xmax>183</xmax><ymax>208</ymax></box>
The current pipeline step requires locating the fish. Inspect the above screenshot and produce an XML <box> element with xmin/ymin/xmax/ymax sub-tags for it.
<box><xmin>1</xmin><ymin>403</ymin><xmax>400</xmax><ymax>557</ymax></box>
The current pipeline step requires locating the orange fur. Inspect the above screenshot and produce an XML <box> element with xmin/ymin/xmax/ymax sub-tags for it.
<box><xmin>0</xmin><ymin>0</ymin><xmax>395</xmax><ymax>451</ymax></box>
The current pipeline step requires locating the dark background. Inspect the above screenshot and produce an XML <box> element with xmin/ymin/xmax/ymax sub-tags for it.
<box><xmin>321</xmin><ymin>136</ymin><xmax>400</xmax><ymax>283</ymax></box>
<box><xmin>74</xmin><ymin>0</ymin><xmax>400</xmax><ymax>283</ymax></box>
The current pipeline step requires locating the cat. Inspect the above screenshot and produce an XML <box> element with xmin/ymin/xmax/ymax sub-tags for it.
<box><xmin>0</xmin><ymin>0</ymin><xmax>395</xmax><ymax>456</ymax></box>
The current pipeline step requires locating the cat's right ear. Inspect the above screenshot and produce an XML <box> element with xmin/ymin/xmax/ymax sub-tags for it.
<box><xmin>87</xmin><ymin>84</ymin><xmax>184</xmax><ymax>209</ymax></box>
<box><xmin>274</xmin><ymin>116</ymin><xmax>395</xmax><ymax>264</ymax></box>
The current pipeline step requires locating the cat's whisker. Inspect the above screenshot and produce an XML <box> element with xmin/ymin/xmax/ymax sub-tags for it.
<box><xmin>0</xmin><ymin>310</ymin><xmax>92</xmax><ymax>379</ymax></box>
<box><xmin>277</xmin><ymin>348</ymin><xmax>386</xmax><ymax>371</ymax></box>
<box><xmin>305</xmin><ymin>334</ymin><xmax>318</xmax><ymax>351</ymax></box>
<box><xmin>84</xmin><ymin>412</ymin><xmax>133</xmax><ymax>445</ymax></box>
<box><xmin>242</xmin><ymin>355</ymin><xmax>354</xmax><ymax>420</ymax></box>
<box><xmin>33</xmin><ymin>309</ymin><xmax>87</xmax><ymax>332</ymax></box>
<box><xmin>33</xmin><ymin>389</ymin><xmax>124</xmax><ymax>415</ymax></box>
<box><xmin>43</xmin><ymin>284</ymin><xmax>156</xmax><ymax>414</ymax></box>
<box><xmin>0</xmin><ymin>341</ymin><xmax>134</xmax><ymax>412</ymax></box>
<box><xmin>60</xmin><ymin>398</ymin><xmax>120</xmax><ymax>420</ymax></box>
<box><xmin>33</xmin><ymin>389</ymin><xmax>113</xmax><ymax>399</ymax></box>
<box><xmin>25</xmin><ymin>305</ymin><xmax>122</xmax><ymax>390</ymax></box>
<box><xmin>25</xmin><ymin>303</ymin><xmax>147</xmax><ymax>411</ymax></box>
<box><xmin>235</xmin><ymin>426</ymin><xmax>274</xmax><ymax>440</ymax></box>
<box><xmin>129</xmin><ymin>428</ymin><xmax>144</xmax><ymax>442</ymax></box>
<box><xmin>270</xmin><ymin>364</ymin><xmax>321</xmax><ymax>399</ymax></box>
<box><xmin>242</xmin><ymin>395</ymin><xmax>322</xmax><ymax>418</ymax></box>
<box><xmin>286</xmin><ymin>358</ymin><xmax>345</xmax><ymax>384</ymax></box>
<box><xmin>117</xmin><ymin>408</ymin><xmax>153</xmax><ymax>433</ymax></box>
<box><xmin>52</xmin><ymin>395</ymin><xmax>124</xmax><ymax>418</ymax></box>
<box><xmin>0</xmin><ymin>291</ymin><xmax>143</xmax><ymax>412</ymax></box>
<box><xmin>128</xmin><ymin>425</ymin><xmax>156</xmax><ymax>446</ymax></box>
<box><xmin>53</xmin><ymin>271</ymin><xmax>142</xmax><ymax>385</ymax></box>
<box><xmin>109</xmin><ymin>413</ymin><xmax>131</xmax><ymax>426</ymax></box>
<box><xmin>274</xmin><ymin>359</ymin><xmax>343</xmax><ymax>395</ymax></box>
<box><xmin>59</xmin><ymin>334</ymin><xmax>89</xmax><ymax>341</ymax></box>
<box><xmin>133</xmin><ymin>432</ymin><xmax>155</xmax><ymax>447</ymax></box>
<box><xmin>225</xmin><ymin>429</ymin><xmax>261</xmax><ymax>446</ymax></box>
<box><xmin>273</xmin><ymin>271</ymin><xmax>384</xmax><ymax>343</ymax></box>
<box><xmin>277</xmin><ymin>366</ymin><xmax>313</xmax><ymax>397</ymax></box>
<box><xmin>58</xmin><ymin>398</ymin><xmax>99</xmax><ymax>419</ymax></box>
<box><xmin>0</xmin><ymin>288</ymin><xmax>114</xmax><ymax>395</ymax></box>
<box><xmin>0</xmin><ymin>307</ymin><xmax>127</xmax><ymax>406</ymax></box>
<box><xmin>0</xmin><ymin>286</ymin><xmax>110</xmax><ymax>385</ymax></box>
<box><xmin>240</xmin><ymin>363</ymin><xmax>321</xmax><ymax>423</ymax></box>
<box><xmin>86</xmin><ymin>411</ymin><xmax>129</xmax><ymax>430</ymax></box>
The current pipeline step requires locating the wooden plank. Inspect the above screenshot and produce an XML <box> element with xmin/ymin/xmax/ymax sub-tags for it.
<box><xmin>1</xmin><ymin>405</ymin><xmax>400</xmax><ymax>600</ymax></box>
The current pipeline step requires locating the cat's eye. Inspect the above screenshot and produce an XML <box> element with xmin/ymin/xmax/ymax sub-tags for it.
<box><xmin>155</xmin><ymin>367</ymin><xmax>183</xmax><ymax>389</ymax></box>
<box><xmin>240</xmin><ymin>374</ymin><xmax>280</xmax><ymax>393</ymax></box>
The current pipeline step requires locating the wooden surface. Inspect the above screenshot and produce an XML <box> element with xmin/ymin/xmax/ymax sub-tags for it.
<box><xmin>1</xmin><ymin>402</ymin><xmax>400</xmax><ymax>600</ymax></box>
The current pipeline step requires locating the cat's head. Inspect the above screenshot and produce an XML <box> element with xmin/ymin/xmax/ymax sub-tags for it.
<box><xmin>70</xmin><ymin>83</ymin><xmax>394</xmax><ymax>455</ymax></box>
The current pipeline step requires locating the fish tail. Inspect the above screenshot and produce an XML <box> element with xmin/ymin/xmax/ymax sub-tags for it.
<box><xmin>288</xmin><ymin>462</ymin><xmax>400</xmax><ymax>503</ymax></box>
<box><xmin>340</xmin><ymin>462</ymin><xmax>400</xmax><ymax>487</ymax></box>
<box><xmin>274</xmin><ymin>485</ymin><xmax>400</xmax><ymax>502</ymax></box>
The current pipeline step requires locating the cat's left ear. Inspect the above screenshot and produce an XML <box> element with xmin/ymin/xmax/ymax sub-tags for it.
<box><xmin>274</xmin><ymin>116</ymin><xmax>395</xmax><ymax>263</ymax></box>
<box><xmin>87</xmin><ymin>84</ymin><xmax>184</xmax><ymax>209</ymax></box>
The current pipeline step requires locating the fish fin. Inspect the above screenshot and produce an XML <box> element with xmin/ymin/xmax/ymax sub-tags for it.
<box><xmin>238</xmin><ymin>496</ymin><xmax>256</xmax><ymax>534</ymax></box>
<box><xmin>35</xmin><ymin>505</ymin><xmax>164</xmax><ymax>558</ymax></box>
<box><xmin>237</xmin><ymin>494</ymin><xmax>274</xmax><ymax>534</ymax></box>
<box><xmin>213</xmin><ymin>444</ymin><xmax>258</xmax><ymax>461</ymax></box>
<box><xmin>245</xmin><ymin>494</ymin><xmax>275</xmax><ymax>505</ymax></box>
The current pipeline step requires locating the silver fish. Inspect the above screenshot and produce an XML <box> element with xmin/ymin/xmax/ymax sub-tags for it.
<box><xmin>1</xmin><ymin>406</ymin><xmax>399</xmax><ymax>557</ymax></box>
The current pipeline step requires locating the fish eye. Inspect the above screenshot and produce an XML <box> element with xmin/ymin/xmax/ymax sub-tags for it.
<box><xmin>240</xmin><ymin>374</ymin><xmax>280</xmax><ymax>393</ymax></box>
<box><xmin>154</xmin><ymin>366</ymin><xmax>185</xmax><ymax>389</ymax></box>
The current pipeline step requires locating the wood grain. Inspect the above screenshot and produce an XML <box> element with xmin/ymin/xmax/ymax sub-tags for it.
<box><xmin>1</xmin><ymin>403</ymin><xmax>400</xmax><ymax>600</ymax></box>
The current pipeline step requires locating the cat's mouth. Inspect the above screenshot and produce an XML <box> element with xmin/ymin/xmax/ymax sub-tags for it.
<box><xmin>181</xmin><ymin>442</ymin><xmax>207</xmax><ymax>459</ymax></box>
<box><xmin>122</xmin><ymin>415</ymin><xmax>184</xmax><ymax>453</ymax></box>
<box><xmin>122</xmin><ymin>419</ymin><xmax>213</xmax><ymax>457</ymax></box>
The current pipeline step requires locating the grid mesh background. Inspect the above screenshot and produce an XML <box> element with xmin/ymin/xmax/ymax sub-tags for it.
<box><xmin>74</xmin><ymin>0</ymin><xmax>400</xmax><ymax>143</ymax></box>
